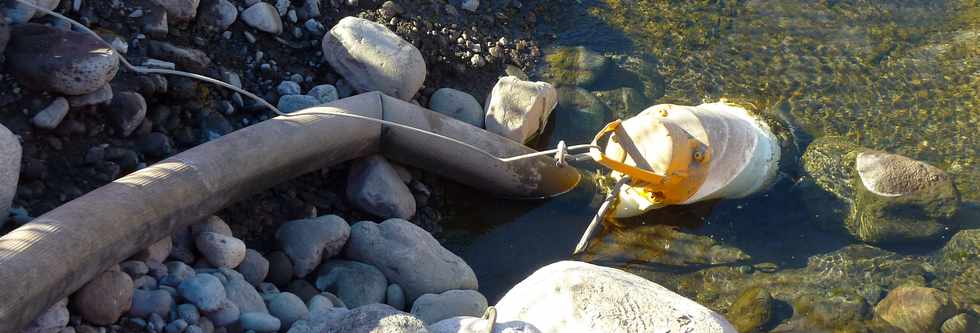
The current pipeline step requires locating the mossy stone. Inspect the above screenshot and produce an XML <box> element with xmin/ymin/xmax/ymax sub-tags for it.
<box><xmin>727</xmin><ymin>287</ymin><xmax>773</xmax><ymax>332</ymax></box>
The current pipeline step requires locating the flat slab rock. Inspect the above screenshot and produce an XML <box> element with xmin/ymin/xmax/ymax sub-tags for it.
<box><xmin>495</xmin><ymin>261</ymin><xmax>736</xmax><ymax>333</ymax></box>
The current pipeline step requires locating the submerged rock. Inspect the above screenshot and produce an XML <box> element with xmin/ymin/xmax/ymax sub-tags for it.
<box><xmin>586</xmin><ymin>224</ymin><xmax>750</xmax><ymax>267</ymax></box>
<box><xmin>543</xmin><ymin>46</ymin><xmax>610</xmax><ymax>87</ymax></box>
<box><xmin>483</xmin><ymin>76</ymin><xmax>558</xmax><ymax>143</ymax></box>
<box><xmin>343</xmin><ymin>219</ymin><xmax>478</xmax><ymax>301</ymax></box>
<box><xmin>6</xmin><ymin>24</ymin><xmax>120</xmax><ymax>95</ymax></box>
<box><xmin>726</xmin><ymin>287</ymin><xmax>774</xmax><ymax>332</ymax></box>
<box><xmin>941</xmin><ymin>313</ymin><xmax>979</xmax><ymax>333</ymax></box>
<box><xmin>875</xmin><ymin>286</ymin><xmax>956</xmax><ymax>333</ymax></box>
<box><xmin>495</xmin><ymin>261</ymin><xmax>736</xmax><ymax>332</ymax></box>
<box><xmin>321</xmin><ymin>16</ymin><xmax>426</xmax><ymax>101</ymax></box>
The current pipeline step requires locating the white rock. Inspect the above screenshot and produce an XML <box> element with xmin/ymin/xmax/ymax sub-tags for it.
<box><xmin>241</xmin><ymin>2</ymin><xmax>283</xmax><ymax>34</ymax></box>
<box><xmin>275</xmin><ymin>215</ymin><xmax>351</xmax><ymax>278</ymax></box>
<box><xmin>483</xmin><ymin>76</ymin><xmax>558</xmax><ymax>143</ymax></box>
<box><xmin>429</xmin><ymin>88</ymin><xmax>484</xmax><ymax>127</ymax></box>
<box><xmin>410</xmin><ymin>290</ymin><xmax>488</xmax><ymax>324</ymax></box>
<box><xmin>32</xmin><ymin>97</ymin><xmax>69</xmax><ymax>129</ymax></box>
<box><xmin>150</xmin><ymin>0</ymin><xmax>201</xmax><ymax>21</ymax></box>
<box><xmin>321</xmin><ymin>16</ymin><xmax>426</xmax><ymax>101</ymax></box>
<box><xmin>429</xmin><ymin>316</ymin><xmax>541</xmax><ymax>333</ymax></box>
<box><xmin>346</xmin><ymin>155</ymin><xmax>416</xmax><ymax>219</ymax></box>
<box><xmin>495</xmin><ymin>261</ymin><xmax>737</xmax><ymax>333</ymax></box>
<box><xmin>195</xmin><ymin>232</ymin><xmax>247</xmax><ymax>268</ymax></box>
<box><xmin>0</xmin><ymin>124</ymin><xmax>21</xmax><ymax>218</ymax></box>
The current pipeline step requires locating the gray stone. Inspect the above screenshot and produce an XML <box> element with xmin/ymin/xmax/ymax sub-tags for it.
<box><xmin>143</xmin><ymin>9</ymin><xmax>169</xmax><ymax>38</ymax></box>
<box><xmin>307</xmin><ymin>84</ymin><xmax>338</xmax><ymax>104</ymax></box>
<box><xmin>286</xmin><ymin>279</ymin><xmax>320</xmax><ymax>303</ymax></box>
<box><xmin>178</xmin><ymin>303</ymin><xmax>201</xmax><ymax>324</ymax></box>
<box><xmin>67</xmin><ymin>84</ymin><xmax>114</xmax><ymax>108</ymax></box>
<box><xmin>178</xmin><ymin>273</ymin><xmax>227</xmax><ymax>312</ymax></box>
<box><xmin>109</xmin><ymin>92</ymin><xmax>147</xmax><ymax>137</ymax></box>
<box><xmin>315</xmin><ymin>260</ymin><xmax>387</xmax><ymax>308</ymax></box>
<box><xmin>71</xmin><ymin>270</ymin><xmax>134</xmax><ymax>325</ymax></box>
<box><xmin>195</xmin><ymin>232</ymin><xmax>247</xmax><ymax>268</ymax></box>
<box><xmin>133</xmin><ymin>236</ymin><xmax>173</xmax><ymax>263</ymax></box>
<box><xmin>411</xmin><ymin>290</ymin><xmax>487</xmax><ymax>324</ymax></box>
<box><xmin>120</xmin><ymin>261</ymin><xmax>150</xmax><ymax>278</ymax></box>
<box><xmin>494</xmin><ymin>261</ymin><xmax>736</xmax><ymax>332</ymax></box>
<box><xmin>429</xmin><ymin>317</ymin><xmax>541</xmax><ymax>333</ymax></box>
<box><xmin>240</xmin><ymin>312</ymin><xmax>281</xmax><ymax>332</ymax></box>
<box><xmin>198</xmin><ymin>0</ymin><xmax>238</xmax><ymax>31</ymax></box>
<box><xmin>875</xmin><ymin>286</ymin><xmax>956</xmax><ymax>333</ymax></box>
<box><xmin>460</xmin><ymin>0</ymin><xmax>478</xmax><ymax>12</ymax></box>
<box><xmin>331</xmin><ymin>304</ymin><xmax>428</xmax><ymax>333</ymax></box>
<box><xmin>237</xmin><ymin>249</ymin><xmax>270</xmax><ymax>286</ymax></box>
<box><xmin>307</xmin><ymin>295</ymin><xmax>334</xmax><ymax>313</ymax></box>
<box><xmin>19</xmin><ymin>299</ymin><xmax>69</xmax><ymax>333</ymax></box>
<box><xmin>225</xmin><ymin>278</ymin><xmax>269</xmax><ymax>314</ymax></box>
<box><xmin>277</xmin><ymin>95</ymin><xmax>320</xmax><ymax>113</ymax></box>
<box><xmin>319</xmin><ymin>291</ymin><xmax>346</xmax><ymax>309</ymax></box>
<box><xmin>165</xmin><ymin>319</ymin><xmax>188</xmax><ymax>333</ymax></box>
<box><xmin>268</xmin><ymin>292</ymin><xmax>309</xmax><ymax>329</ymax></box>
<box><xmin>146</xmin><ymin>260</ymin><xmax>168</xmax><ymax>278</ymax></box>
<box><xmin>193</xmin><ymin>216</ymin><xmax>233</xmax><ymax>237</ymax></box>
<box><xmin>428</xmin><ymin>88</ymin><xmax>484</xmax><ymax>127</ymax></box>
<box><xmin>483</xmin><ymin>76</ymin><xmax>558</xmax><ymax>143</ymax></box>
<box><xmin>346</xmin><ymin>155</ymin><xmax>416</xmax><ymax>219</ymax></box>
<box><xmin>321</xmin><ymin>16</ymin><xmax>426</xmax><ymax>101</ymax></box>
<box><xmin>277</xmin><ymin>81</ymin><xmax>302</xmax><ymax>95</ymax></box>
<box><xmin>276</xmin><ymin>215</ymin><xmax>350</xmax><ymax>278</ymax></box>
<box><xmin>133</xmin><ymin>275</ymin><xmax>158</xmax><ymax>289</ymax></box>
<box><xmin>857</xmin><ymin>151</ymin><xmax>954</xmax><ymax>196</ymax></box>
<box><xmin>303</xmin><ymin>0</ymin><xmax>320</xmax><ymax>17</ymax></box>
<box><xmin>385</xmin><ymin>284</ymin><xmax>405</xmax><ymax>310</ymax></box>
<box><xmin>32</xmin><ymin>97</ymin><xmax>70</xmax><ymax>129</ymax></box>
<box><xmin>204</xmin><ymin>299</ymin><xmax>240</xmax><ymax>326</ymax></box>
<box><xmin>162</xmin><ymin>261</ymin><xmax>197</xmax><ymax>287</ymax></box>
<box><xmin>3</xmin><ymin>0</ymin><xmax>59</xmax><ymax>24</ymax></box>
<box><xmin>266</xmin><ymin>251</ymin><xmax>294</xmax><ymax>287</ymax></box>
<box><xmin>241</xmin><ymin>3</ymin><xmax>283</xmax><ymax>34</ymax></box>
<box><xmin>145</xmin><ymin>41</ymin><xmax>212</xmax><ymax>74</ymax></box>
<box><xmin>1</xmin><ymin>124</ymin><xmax>21</xmax><ymax>217</ymax></box>
<box><xmin>7</xmin><ymin>24</ymin><xmax>119</xmax><ymax>95</ymax></box>
<box><xmin>151</xmin><ymin>0</ymin><xmax>201</xmax><ymax>21</ymax></box>
<box><xmin>172</xmin><ymin>226</ymin><xmax>197</xmax><ymax>263</ymax></box>
<box><xmin>343</xmin><ymin>219</ymin><xmax>477</xmax><ymax>301</ymax></box>
<box><xmin>129</xmin><ymin>289</ymin><xmax>174</xmax><ymax>318</ymax></box>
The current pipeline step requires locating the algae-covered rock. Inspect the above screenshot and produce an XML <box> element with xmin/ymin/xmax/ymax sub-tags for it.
<box><xmin>593</xmin><ymin>87</ymin><xmax>649</xmax><ymax>120</ymax></box>
<box><xmin>584</xmin><ymin>224</ymin><xmax>750</xmax><ymax>267</ymax></box>
<box><xmin>726</xmin><ymin>287</ymin><xmax>773</xmax><ymax>332</ymax></box>
<box><xmin>947</xmin><ymin>264</ymin><xmax>980</xmax><ymax>310</ymax></box>
<box><xmin>543</xmin><ymin>46</ymin><xmax>609</xmax><ymax>87</ymax></box>
<box><xmin>875</xmin><ymin>286</ymin><xmax>956</xmax><ymax>333</ymax></box>
<box><xmin>547</xmin><ymin>87</ymin><xmax>612</xmax><ymax>145</ymax></box>
<box><xmin>941</xmin><ymin>313</ymin><xmax>979</xmax><ymax>333</ymax></box>
<box><xmin>938</xmin><ymin>229</ymin><xmax>980</xmax><ymax>266</ymax></box>
<box><xmin>802</xmin><ymin>137</ymin><xmax>960</xmax><ymax>244</ymax></box>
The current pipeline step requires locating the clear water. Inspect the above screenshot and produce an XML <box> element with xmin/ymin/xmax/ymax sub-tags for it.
<box><xmin>442</xmin><ymin>0</ymin><xmax>978</xmax><ymax>330</ymax></box>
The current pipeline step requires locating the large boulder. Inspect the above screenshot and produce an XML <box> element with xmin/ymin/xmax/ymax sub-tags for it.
<box><xmin>330</xmin><ymin>304</ymin><xmax>428</xmax><ymax>333</ymax></box>
<box><xmin>874</xmin><ymin>286</ymin><xmax>956</xmax><ymax>333</ymax></box>
<box><xmin>6</xmin><ymin>24</ymin><xmax>120</xmax><ymax>95</ymax></box>
<box><xmin>429</xmin><ymin>317</ymin><xmax>540</xmax><ymax>333</ymax></box>
<box><xmin>343</xmin><ymin>219</ymin><xmax>478</xmax><ymax>301</ymax></box>
<box><xmin>0</xmin><ymin>124</ymin><xmax>20</xmax><ymax>218</ymax></box>
<box><xmin>315</xmin><ymin>260</ymin><xmax>388</xmax><ymax>308</ymax></box>
<box><xmin>410</xmin><ymin>290</ymin><xmax>488</xmax><ymax>324</ymax></box>
<box><xmin>321</xmin><ymin>16</ymin><xmax>426</xmax><ymax>101</ymax></box>
<box><xmin>276</xmin><ymin>215</ymin><xmax>351</xmax><ymax>278</ymax></box>
<box><xmin>494</xmin><ymin>261</ymin><xmax>736</xmax><ymax>333</ymax></box>
<box><xmin>70</xmin><ymin>270</ymin><xmax>134</xmax><ymax>325</ymax></box>
<box><xmin>346</xmin><ymin>155</ymin><xmax>416</xmax><ymax>219</ymax></box>
<box><xmin>428</xmin><ymin>88</ymin><xmax>485</xmax><ymax>128</ymax></box>
<box><xmin>483</xmin><ymin>76</ymin><xmax>558</xmax><ymax>143</ymax></box>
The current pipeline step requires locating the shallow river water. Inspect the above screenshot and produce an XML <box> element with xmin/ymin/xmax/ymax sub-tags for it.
<box><xmin>442</xmin><ymin>0</ymin><xmax>979</xmax><ymax>331</ymax></box>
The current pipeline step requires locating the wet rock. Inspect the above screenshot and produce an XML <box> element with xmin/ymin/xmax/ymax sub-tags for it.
<box><xmin>225</xmin><ymin>277</ymin><xmax>268</xmax><ymax>314</ymax></box>
<box><xmin>554</xmin><ymin>87</ymin><xmax>613</xmax><ymax>143</ymax></box>
<box><xmin>71</xmin><ymin>270</ymin><xmax>134</xmax><ymax>325</ymax></box>
<box><xmin>411</xmin><ymin>290</ymin><xmax>488</xmax><ymax>324</ymax></box>
<box><xmin>7</xmin><ymin>24</ymin><xmax>119</xmax><ymax>95</ymax></box>
<box><xmin>266</xmin><ymin>251</ymin><xmax>294</xmax><ymax>287</ymax></box>
<box><xmin>307</xmin><ymin>84</ymin><xmax>338</xmax><ymax>103</ymax></box>
<box><xmin>948</xmin><ymin>264</ymin><xmax>980</xmax><ymax>309</ymax></box>
<box><xmin>343</xmin><ymin>219</ymin><xmax>478</xmax><ymax>301</ymax></box>
<box><xmin>0</xmin><ymin>125</ymin><xmax>19</xmax><ymax>216</ymax></box>
<box><xmin>67</xmin><ymin>84</ymin><xmax>113</xmax><ymax>108</ymax></box>
<box><xmin>32</xmin><ymin>97</ymin><xmax>70</xmax><ymax>129</ymax></box>
<box><xmin>428</xmin><ymin>88</ymin><xmax>484</xmax><ymax>127</ymax></box>
<box><xmin>240</xmin><ymin>312</ymin><xmax>281</xmax><ymax>332</ymax></box>
<box><xmin>802</xmin><ymin>137</ymin><xmax>960</xmax><ymax>244</ymax></box>
<box><xmin>3</xmin><ymin>0</ymin><xmax>59</xmax><ymax>24</ymax></box>
<box><xmin>146</xmin><ymin>41</ymin><xmax>212</xmax><ymax>74</ymax></box>
<box><xmin>178</xmin><ymin>273</ymin><xmax>227</xmax><ymax>312</ymax></box>
<box><xmin>939</xmin><ymin>229</ymin><xmax>980</xmax><ymax>265</ymax></box>
<box><xmin>346</xmin><ymin>155</ymin><xmax>416</xmax><ymax>219</ymax></box>
<box><xmin>386</xmin><ymin>284</ymin><xmax>405</xmax><ymax>310</ymax></box>
<box><xmin>198</xmin><ymin>0</ymin><xmax>238</xmax><ymax>31</ymax></box>
<box><xmin>875</xmin><ymin>286</ymin><xmax>956</xmax><ymax>333</ymax></box>
<box><xmin>331</xmin><ymin>304</ymin><xmax>428</xmax><ymax>333</ymax></box>
<box><xmin>484</xmin><ymin>76</ymin><xmax>558</xmax><ymax>143</ymax></box>
<box><xmin>195</xmin><ymin>232</ymin><xmax>247</xmax><ymax>268</ymax></box>
<box><xmin>495</xmin><ymin>261</ymin><xmax>735</xmax><ymax>332</ymax></box>
<box><xmin>129</xmin><ymin>289</ymin><xmax>174</xmax><ymax>318</ymax></box>
<box><xmin>241</xmin><ymin>2</ymin><xmax>283</xmax><ymax>34</ymax></box>
<box><xmin>315</xmin><ymin>260</ymin><xmax>387</xmax><ymax>308</ymax></box>
<box><xmin>268</xmin><ymin>292</ymin><xmax>308</xmax><ymax>329</ymax></box>
<box><xmin>277</xmin><ymin>94</ymin><xmax>320</xmax><ymax>113</ymax></box>
<box><xmin>726</xmin><ymin>287</ymin><xmax>774</xmax><ymax>332</ymax></box>
<box><xmin>276</xmin><ymin>215</ymin><xmax>350</xmax><ymax>278</ymax></box>
<box><xmin>942</xmin><ymin>313</ymin><xmax>979</xmax><ymax>333</ymax></box>
<box><xmin>593</xmin><ymin>87</ymin><xmax>649</xmax><ymax>119</ymax></box>
<box><xmin>586</xmin><ymin>224</ymin><xmax>750</xmax><ymax>267</ymax></box>
<box><xmin>543</xmin><ymin>46</ymin><xmax>610</xmax><ymax>87</ymax></box>
<box><xmin>237</xmin><ymin>249</ymin><xmax>269</xmax><ymax>286</ymax></box>
<box><xmin>429</xmin><ymin>317</ymin><xmax>541</xmax><ymax>333</ymax></box>
<box><xmin>19</xmin><ymin>299</ymin><xmax>69</xmax><ymax>333</ymax></box>
<box><xmin>109</xmin><ymin>92</ymin><xmax>148</xmax><ymax>137</ymax></box>
<box><xmin>321</xmin><ymin>16</ymin><xmax>426</xmax><ymax>101</ymax></box>
<box><xmin>151</xmin><ymin>0</ymin><xmax>201</xmax><ymax>21</ymax></box>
